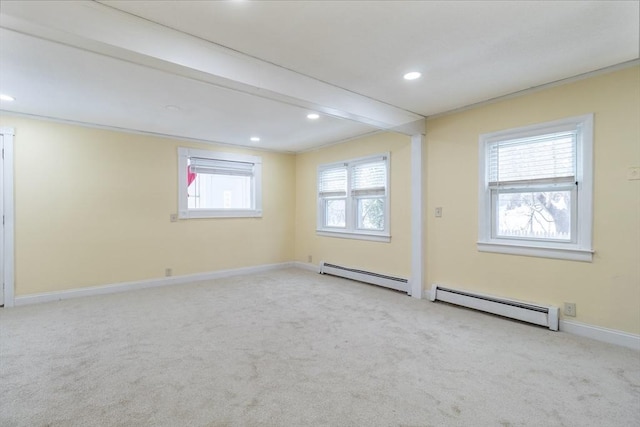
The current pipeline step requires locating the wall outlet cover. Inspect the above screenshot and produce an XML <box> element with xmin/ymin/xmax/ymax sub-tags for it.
<box><xmin>564</xmin><ymin>302</ymin><xmax>576</xmax><ymax>317</ymax></box>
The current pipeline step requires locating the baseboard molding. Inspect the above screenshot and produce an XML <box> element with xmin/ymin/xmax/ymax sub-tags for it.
<box><xmin>14</xmin><ymin>262</ymin><xmax>294</xmax><ymax>306</ymax></box>
<box><xmin>13</xmin><ymin>264</ymin><xmax>639</xmax><ymax>351</ymax></box>
<box><xmin>292</xmin><ymin>261</ymin><xmax>321</xmax><ymax>273</ymax></box>
<box><xmin>560</xmin><ymin>320</ymin><xmax>640</xmax><ymax>351</ymax></box>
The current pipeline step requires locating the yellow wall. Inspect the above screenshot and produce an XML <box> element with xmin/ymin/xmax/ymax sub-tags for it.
<box><xmin>2</xmin><ymin>66</ymin><xmax>638</xmax><ymax>336</ymax></box>
<box><xmin>294</xmin><ymin>132</ymin><xmax>412</xmax><ymax>278</ymax></box>
<box><xmin>425</xmin><ymin>66</ymin><xmax>640</xmax><ymax>334</ymax></box>
<box><xmin>0</xmin><ymin>116</ymin><xmax>296</xmax><ymax>295</ymax></box>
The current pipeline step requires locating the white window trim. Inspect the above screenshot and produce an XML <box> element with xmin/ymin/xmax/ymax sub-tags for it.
<box><xmin>316</xmin><ymin>153</ymin><xmax>391</xmax><ymax>242</ymax></box>
<box><xmin>477</xmin><ymin>114</ymin><xmax>594</xmax><ymax>262</ymax></box>
<box><xmin>178</xmin><ymin>147</ymin><xmax>262</xmax><ymax>219</ymax></box>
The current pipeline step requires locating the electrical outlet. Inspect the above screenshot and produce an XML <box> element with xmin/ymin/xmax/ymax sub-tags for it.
<box><xmin>627</xmin><ymin>166</ymin><xmax>640</xmax><ymax>180</ymax></box>
<box><xmin>435</xmin><ymin>207</ymin><xmax>443</xmax><ymax>217</ymax></box>
<box><xmin>307</xmin><ymin>255</ymin><xmax>313</xmax><ymax>263</ymax></box>
<box><xmin>165</xmin><ymin>268</ymin><xmax>173</xmax><ymax>277</ymax></box>
<box><xmin>564</xmin><ymin>302</ymin><xmax>576</xmax><ymax>317</ymax></box>
<box><xmin>170</xmin><ymin>214</ymin><xmax>178</xmax><ymax>222</ymax></box>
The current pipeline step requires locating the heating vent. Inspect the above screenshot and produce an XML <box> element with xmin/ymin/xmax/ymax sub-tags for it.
<box><xmin>429</xmin><ymin>284</ymin><xmax>559</xmax><ymax>331</ymax></box>
<box><xmin>320</xmin><ymin>262</ymin><xmax>408</xmax><ymax>293</ymax></box>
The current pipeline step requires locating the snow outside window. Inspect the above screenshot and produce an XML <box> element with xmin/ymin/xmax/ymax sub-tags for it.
<box><xmin>478</xmin><ymin>115</ymin><xmax>593</xmax><ymax>261</ymax></box>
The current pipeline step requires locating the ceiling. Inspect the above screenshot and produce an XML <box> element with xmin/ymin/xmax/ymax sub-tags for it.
<box><xmin>0</xmin><ymin>1</ymin><xmax>638</xmax><ymax>153</ymax></box>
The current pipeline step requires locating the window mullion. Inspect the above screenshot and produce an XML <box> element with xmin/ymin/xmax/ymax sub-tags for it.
<box><xmin>317</xmin><ymin>153</ymin><xmax>389</xmax><ymax>239</ymax></box>
<box><xmin>346</xmin><ymin>164</ymin><xmax>354</xmax><ymax>232</ymax></box>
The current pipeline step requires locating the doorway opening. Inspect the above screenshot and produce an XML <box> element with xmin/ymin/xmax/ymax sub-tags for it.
<box><xmin>0</xmin><ymin>127</ymin><xmax>15</xmax><ymax>307</ymax></box>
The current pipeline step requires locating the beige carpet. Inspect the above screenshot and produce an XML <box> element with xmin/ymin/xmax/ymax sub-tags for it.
<box><xmin>1</xmin><ymin>268</ymin><xmax>638</xmax><ymax>426</ymax></box>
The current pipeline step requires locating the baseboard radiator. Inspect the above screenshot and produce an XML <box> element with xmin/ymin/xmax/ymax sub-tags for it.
<box><xmin>429</xmin><ymin>284</ymin><xmax>559</xmax><ymax>331</ymax></box>
<box><xmin>320</xmin><ymin>262</ymin><xmax>408</xmax><ymax>293</ymax></box>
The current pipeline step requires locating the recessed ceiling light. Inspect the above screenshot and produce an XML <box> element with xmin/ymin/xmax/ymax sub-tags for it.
<box><xmin>307</xmin><ymin>113</ymin><xmax>320</xmax><ymax>120</ymax></box>
<box><xmin>0</xmin><ymin>94</ymin><xmax>15</xmax><ymax>102</ymax></box>
<box><xmin>403</xmin><ymin>71</ymin><xmax>422</xmax><ymax>80</ymax></box>
<box><xmin>250</xmin><ymin>136</ymin><xmax>260</xmax><ymax>142</ymax></box>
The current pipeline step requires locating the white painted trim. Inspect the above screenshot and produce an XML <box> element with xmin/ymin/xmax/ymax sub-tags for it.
<box><xmin>316</xmin><ymin>152</ymin><xmax>391</xmax><ymax>240</ymax></box>
<box><xmin>177</xmin><ymin>147</ymin><xmax>263</xmax><ymax>219</ymax></box>
<box><xmin>315</xmin><ymin>230</ymin><xmax>391</xmax><ymax>242</ymax></box>
<box><xmin>477</xmin><ymin>114</ymin><xmax>594</xmax><ymax>261</ymax></box>
<box><xmin>392</xmin><ymin>118</ymin><xmax>426</xmax><ymax>136</ymax></box>
<box><xmin>292</xmin><ymin>261</ymin><xmax>321</xmax><ymax>273</ymax></box>
<box><xmin>560</xmin><ymin>320</ymin><xmax>640</xmax><ymax>351</ymax></box>
<box><xmin>477</xmin><ymin>242</ymin><xmax>593</xmax><ymax>262</ymax></box>
<box><xmin>13</xmin><ymin>262</ymin><xmax>293</xmax><ymax>306</ymax></box>
<box><xmin>410</xmin><ymin>134</ymin><xmax>424</xmax><ymax>298</ymax></box>
<box><xmin>0</xmin><ymin>127</ymin><xmax>15</xmax><ymax>307</ymax></box>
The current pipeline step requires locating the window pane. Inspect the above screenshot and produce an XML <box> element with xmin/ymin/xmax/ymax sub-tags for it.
<box><xmin>189</xmin><ymin>157</ymin><xmax>254</xmax><ymax>175</ymax></box>
<box><xmin>489</xmin><ymin>132</ymin><xmax>576</xmax><ymax>184</ymax></box>
<box><xmin>496</xmin><ymin>191</ymin><xmax>571</xmax><ymax>240</ymax></box>
<box><xmin>324</xmin><ymin>199</ymin><xmax>346</xmax><ymax>228</ymax></box>
<box><xmin>188</xmin><ymin>173</ymin><xmax>251</xmax><ymax>209</ymax></box>
<box><xmin>352</xmin><ymin>160</ymin><xmax>386</xmax><ymax>191</ymax></box>
<box><xmin>357</xmin><ymin>198</ymin><xmax>385</xmax><ymax>230</ymax></box>
<box><xmin>319</xmin><ymin>167</ymin><xmax>347</xmax><ymax>194</ymax></box>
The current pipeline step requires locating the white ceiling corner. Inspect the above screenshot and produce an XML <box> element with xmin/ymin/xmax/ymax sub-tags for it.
<box><xmin>0</xmin><ymin>0</ymin><xmax>638</xmax><ymax>152</ymax></box>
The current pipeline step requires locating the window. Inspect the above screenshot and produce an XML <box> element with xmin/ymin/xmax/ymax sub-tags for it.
<box><xmin>478</xmin><ymin>114</ymin><xmax>593</xmax><ymax>261</ymax></box>
<box><xmin>178</xmin><ymin>147</ymin><xmax>262</xmax><ymax>219</ymax></box>
<box><xmin>317</xmin><ymin>153</ymin><xmax>390</xmax><ymax>241</ymax></box>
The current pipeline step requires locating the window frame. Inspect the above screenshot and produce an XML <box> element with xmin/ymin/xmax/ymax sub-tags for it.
<box><xmin>477</xmin><ymin>114</ymin><xmax>594</xmax><ymax>261</ymax></box>
<box><xmin>178</xmin><ymin>147</ymin><xmax>262</xmax><ymax>219</ymax></box>
<box><xmin>316</xmin><ymin>153</ymin><xmax>391</xmax><ymax>242</ymax></box>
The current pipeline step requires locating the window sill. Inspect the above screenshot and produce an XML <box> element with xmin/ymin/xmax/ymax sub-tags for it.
<box><xmin>316</xmin><ymin>230</ymin><xmax>391</xmax><ymax>242</ymax></box>
<box><xmin>477</xmin><ymin>241</ymin><xmax>593</xmax><ymax>262</ymax></box>
<box><xmin>179</xmin><ymin>209</ymin><xmax>262</xmax><ymax>219</ymax></box>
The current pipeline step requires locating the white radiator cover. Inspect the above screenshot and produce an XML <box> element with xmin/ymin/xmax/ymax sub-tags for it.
<box><xmin>320</xmin><ymin>262</ymin><xmax>409</xmax><ymax>293</ymax></box>
<box><xmin>430</xmin><ymin>284</ymin><xmax>559</xmax><ymax>331</ymax></box>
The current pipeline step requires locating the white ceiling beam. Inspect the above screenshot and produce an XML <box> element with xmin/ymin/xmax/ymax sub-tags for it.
<box><xmin>0</xmin><ymin>0</ymin><xmax>424</xmax><ymax>134</ymax></box>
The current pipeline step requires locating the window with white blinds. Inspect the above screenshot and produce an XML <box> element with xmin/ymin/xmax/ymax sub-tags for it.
<box><xmin>478</xmin><ymin>115</ymin><xmax>594</xmax><ymax>262</ymax></box>
<box><xmin>178</xmin><ymin>147</ymin><xmax>262</xmax><ymax>219</ymax></box>
<box><xmin>188</xmin><ymin>157</ymin><xmax>255</xmax><ymax>176</ymax></box>
<box><xmin>352</xmin><ymin>160</ymin><xmax>387</xmax><ymax>196</ymax></box>
<box><xmin>317</xmin><ymin>154</ymin><xmax>390</xmax><ymax>241</ymax></box>
<box><xmin>488</xmin><ymin>131</ymin><xmax>576</xmax><ymax>188</ymax></box>
<box><xmin>318</xmin><ymin>167</ymin><xmax>347</xmax><ymax>197</ymax></box>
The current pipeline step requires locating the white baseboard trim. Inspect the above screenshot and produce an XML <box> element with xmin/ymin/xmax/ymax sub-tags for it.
<box><xmin>292</xmin><ymin>261</ymin><xmax>321</xmax><ymax>273</ymax></box>
<box><xmin>14</xmin><ymin>262</ymin><xmax>294</xmax><ymax>306</ymax></box>
<box><xmin>16</xmin><ymin>264</ymin><xmax>638</xmax><ymax>351</ymax></box>
<box><xmin>560</xmin><ymin>320</ymin><xmax>640</xmax><ymax>351</ymax></box>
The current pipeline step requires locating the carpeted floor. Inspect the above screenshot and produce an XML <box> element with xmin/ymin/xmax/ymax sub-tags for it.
<box><xmin>1</xmin><ymin>268</ymin><xmax>638</xmax><ymax>426</ymax></box>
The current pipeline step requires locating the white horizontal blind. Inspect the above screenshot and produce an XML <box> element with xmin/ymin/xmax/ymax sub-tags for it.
<box><xmin>319</xmin><ymin>166</ymin><xmax>347</xmax><ymax>197</ymax></box>
<box><xmin>489</xmin><ymin>131</ymin><xmax>576</xmax><ymax>187</ymax></box>
<box><xmin>189</xmin><ymin>157</ymin><xmax>254</xmax><ymax>176</ymax></box>
<box><xmin>352</xmin><ymin>159</ymin><xmax>387</xmax><ymax>196</ymax></box>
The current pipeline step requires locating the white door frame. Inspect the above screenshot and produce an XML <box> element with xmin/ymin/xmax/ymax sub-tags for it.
<box><xmin>410</xmin><ymin>133</ymin><xmax>424</xmax><ymax>298</ymax></box>
<box><xmin>1</xmin><ymin>127</ymin><xmax>15</xmax><ymax>307</ymax></box>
